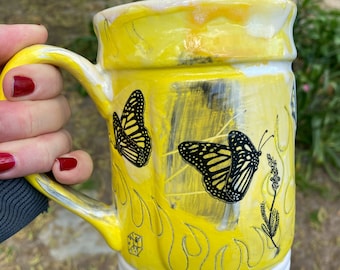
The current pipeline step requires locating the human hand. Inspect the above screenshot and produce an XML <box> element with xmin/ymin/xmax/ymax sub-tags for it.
<box><xmin>0</xmin><ymin>24</ymin><xmax>93</xmax><ymax>184</ymax></box>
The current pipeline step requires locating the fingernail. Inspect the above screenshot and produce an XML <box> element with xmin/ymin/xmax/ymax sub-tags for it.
<box><xmin>13</xmin><ymin>76</ymin><xmax>35</xmax><ymax>97</ymax></box>
<box><xmin>0</xmin><ymin>153</ymin><xmax>15</xmax><ymax>172</ymax></box>
<box><xmin>57</xmin><ymin>157</ymin><xmax>77</xmax><ymax>171</ymax></box>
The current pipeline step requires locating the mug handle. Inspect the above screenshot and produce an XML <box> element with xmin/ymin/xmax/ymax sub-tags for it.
<box><xmin>0</xmin><ymin>44</ymin><xmax>122</xmax><ymax>251</ymax></box>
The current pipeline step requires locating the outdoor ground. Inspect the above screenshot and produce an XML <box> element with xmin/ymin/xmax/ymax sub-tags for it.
<box><xmin>1</xmin><ymin>0</ymin><xmax>340</xmax><ymax>269</ymax></box>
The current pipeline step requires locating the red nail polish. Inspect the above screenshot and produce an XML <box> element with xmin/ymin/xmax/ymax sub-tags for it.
<box><xmin>13</xmin><ymin>76</ymin><xmax>35</xmax><ymax>97</ymax></box>
<box><xmin>57</xmin><ymin>157</ymin><xmax>77</xmax><ymax>171</ymax></box>
<box><xmin>0</xmin><ymin>153</ymin><xmax>15</xmax><ymax>172</ymax></box>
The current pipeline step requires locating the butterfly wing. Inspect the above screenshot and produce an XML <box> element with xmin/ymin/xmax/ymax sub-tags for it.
<box><xmin>113</xmin><ymin>90</ymin><xmax>151</xmax><ymax>167</ymax></box>
<box><xmin>178</xmin><ymin>141</ymin><xmax>237</xmax><ymax>203</ymax></box>
<box><xmin>113</xmin><ymin>112</ymin><xmax>144</xmax><ymax>166</ymax></box>
<box><xmin>227</xmin><ymin>130</ymin><xmax>261</xmax><ymax>201</ymax></box>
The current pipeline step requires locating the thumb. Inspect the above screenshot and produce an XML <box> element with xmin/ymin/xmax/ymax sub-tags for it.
<box><xmin>0</xmin><ymin>24</ymin><xmax>48</xmax><ymax>66</ymax></box>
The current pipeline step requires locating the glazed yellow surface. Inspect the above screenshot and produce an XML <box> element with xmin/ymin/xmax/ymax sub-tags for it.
<box><xmin>108</xmin><ymin>68</ymin><xmax>296</xmax><ymax>269</ymax></box>
<box><xmin>96</xmin><ymin>0</ymin><xmax>296</xmax><ymax>69</ymax></box>
<box><xmin>0</xmin><ymin>1</ymin><xmax>297</xmax><ymax>269</ymax></box>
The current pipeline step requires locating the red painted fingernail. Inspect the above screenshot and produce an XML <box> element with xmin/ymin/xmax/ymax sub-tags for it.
<box><xmin>13</xmin><ymin>76</ymin><xmax>35</xmax><ymax>97</ymax></box>
<box><xmin>0</xmin><ymin>153</ymin><xmax>15</xmax><ymax>172</ymax></box>
<box><xmin>57</xmin><ymin>157</ymin><xmax>77</xmax><ymax>171</ymax></box>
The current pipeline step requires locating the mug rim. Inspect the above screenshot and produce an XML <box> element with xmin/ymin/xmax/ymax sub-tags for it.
<box><xmin>94</xmin><ymin>0</ymin><xmax>296</xmax><ymax>24</ymax></box>
<box><xmin>92</xmin><ymin>0</ymin><xmax>297</xmax><ymax>69</ymax></box>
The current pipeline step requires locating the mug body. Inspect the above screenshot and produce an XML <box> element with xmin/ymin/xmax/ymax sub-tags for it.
<box><xmin>93</xmin><ymin>1</ymin><xmax>297</xmax><ymax>269</ymax></box>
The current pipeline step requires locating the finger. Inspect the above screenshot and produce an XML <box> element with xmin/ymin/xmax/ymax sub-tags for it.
<box><xmin>2</xmin><ymin>64</ymin><xmax>63</xmax><ymax>101</ymax></box>
<box><xmin>0</xmin><ymin>129</ymin><xmax>72</xmax><ymax>179</ymax></box>
<box><xmin>0</xmin><ymin>24</ymin><xmax>48</xmax><ymax>66</ymax></box>
<box><xmin>52</xmin><ymin>150</ymin><xmax>93</xmax><ymax>185</ymax></box>
<box><xmin>0</xmin><ymin>96</ymin><xmax>71</xmax><ymax>142</ymax></box>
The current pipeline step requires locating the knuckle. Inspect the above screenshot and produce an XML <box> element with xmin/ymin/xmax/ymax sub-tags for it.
<box><xmin>38</xmin><ymin>130</ymin><xmax>72</xmax><ymax>171</ymax></box>
<box><xmin>58</xmin><ymin>95</ymin><xmax>72</xmax><ymax>120</ymax></box>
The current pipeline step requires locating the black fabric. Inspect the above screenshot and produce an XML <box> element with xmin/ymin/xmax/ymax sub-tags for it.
<box><xmin>0</xmin><ymin>178</ymin><xmax>48</xmax><ymax>243</ymax></box>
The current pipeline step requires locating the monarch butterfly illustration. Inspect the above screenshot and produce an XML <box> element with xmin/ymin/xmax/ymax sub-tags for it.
<box><xmin>113</xmin><ymin>89</ymin><xmax>151</xmax><ymax>167</ymax></box>
<box><xmin>178</xmin><ymin>130</ymin><xmax>272</xmax><ymax>203</ymax></box>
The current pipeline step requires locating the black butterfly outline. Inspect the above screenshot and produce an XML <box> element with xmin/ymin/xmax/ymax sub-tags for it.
<box><xmin>113</xmin><ymin>89</ymin><xmax>151</xmax><ymax>167</ymax></box>
<box><xmin>178</xmin><ymin>130</ymin><xmax>273</xmax><ymax>203</ymax></box>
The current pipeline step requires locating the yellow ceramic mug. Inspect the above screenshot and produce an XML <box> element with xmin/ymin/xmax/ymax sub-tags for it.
<box><xmin>0</xmin><ymin>0</ymin><xmax>297</xmax><ymax>269</ymax></box>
